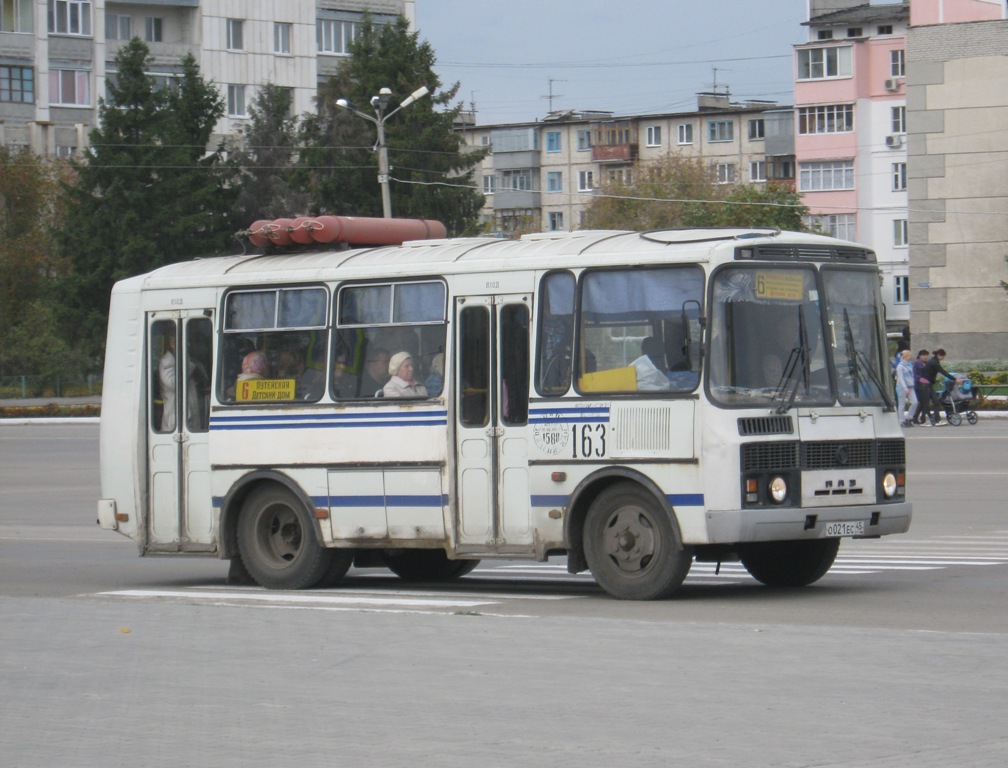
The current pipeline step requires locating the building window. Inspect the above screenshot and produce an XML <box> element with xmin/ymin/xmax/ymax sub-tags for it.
<box><xmin>226</xmin><ymin>18</ymin><xmax>243</xmax><ymax>50</ymax></box>
<box><xmin>891</xmin><ymin>106</ymin><xmax>906</xmax><ymax>134</ymax></box>
<box><xmin>798</xmin><ymin>104</ymin><xmax>854</xmax><ymax>134</ymax></box>
<box><xmin>707</xmin><ymin>120</ymin><xmax>733</xmax><ymax>143</ymax></box>
<box><xmin>892</xmin><ymin>162</ymin><xmax>907</xmax><ymax>191</ymax></box>
<box><xmin>847</xmin><ymin>27</ymin><xmax>862</xmax><ymax>37</ymax></box>
<box><xmin>607</xmin><ymin>167</ymin><xmax>632</xmax><ymax>185</ymax></box>
<box><xmin>145</xmin><ymin>16</ymin><xmax>162</xmax><ymax>43</ymax></box>
<box><xmin>890</xmin><ymin>49</ymin><xmax>905</xmax><ymax>78</ymax></box>
<box><xmin>799</xmin><ymin>160</ymin><xmax>854</xmax><ymax>191</ymax></box>
<box><xmin>748</xmin><ymin>119</ymin><xmax>765</xmax><ymax>140</ymax></box>
<box><xmin>274</xmin><ymin>22</ymin><xmax>291</xmax><ymax>54</ymax></box>
<box><xmin>482</xmin><ymin>175</ymin><xmax>495</xmax><ymax>194</ymax></box>
<box><xmin>677</xmin><ymin>123</ymin><xmax>693</xmax><ymax>145</ymax></box>
<box><xmin>2</xmin><ymin>0</ymin><xmax>34</xmax><ymax>32</ymax></box>
<box><xmin>894</xmin><ymin>275</ymin><xmax>909</xmax><ymax>304</ymax></box>
<box><xmin>817</xmin><ymin>29</ymin><xmax>833</xmax><ymax>40</ymax></box>
<box><xmin>317</xmin><ymin>19</ymin><xmax>356</xmax><ymax>54</ymax></box>
<box><xmin>805</xmin><ymin>213</ymin><xmax>856</xmax><ymax>240</ymax></box>
<box><xmin>547</xmin><ymin>171</ymin><xmax>562</xmax><ymax>193</ymax></box>
<box><xmin>797</xmin><ymin>46</ymin><xmax>852</xmax><ymax>79</ymax></box>
<box><xmin>645</xmin><ymin>125</ymin><xmax>662</xmax><ymax>147</ymax></box>
<box><xmin>1</xmin><ymin>65</ymin><xmax>34</xmax><ymax>103</ymax></box>
<box><xmin>500</xmin><ymin>169</ymin><xmax>532</xmax><ymax>191</ymax></box>
<box><xmin>713</xmin><ymin>163</ymin><xmax>736</xmax><ymax>184</ymax></box>
<box><xmin>49</xmin><ymin>68</ymin><xmax>89</xmax><ymax>105</ymax></box>
<box><xmin>576</xmin><ymin>129</ymin><xmax>591</xmax><ymax>151</ymax></box>
<box><xmin>55</xmin><ymin>145</ymin><xmax>76</xmax><ymax>157</ymax></box>
<box><xmin>577</xmin><ymin>170</ymin><xmax>594</xmax><ymax>191</ymax></box>
<box><xmin>878</xmin><ymin>25</ymin><xmax>893</xmax><ymax>35</ymax></box>
<box><xmin>750</xmin><ymin>161</ymin><xmax>767</xmax><ymax>182</ymax></box>
<box><xmin>893</xmin><ymin>218</ymin><xmax>908</xmax><ymax>247</ymax></box>
<box><xmin>544</xmin><ymin>131</ymin><xmax>561</xmax><ymax>153</ymax></box>
<box><xmin>105</xmin><ymin>13</ymin><xmax>130</xmax><ymax>40</ymax></box>
<box><xmin>548</xmin><ymin>212</ymin><xmax>564</xmax><ymax>231</ymax></box>
<box><xmin>48</xmin><ymin>0</ymin><xmax>91</xmax><ymax>35</ymax></box>
<box><xmin>227</xmin><ymin>84</ymin><xmax>246</xmax><ymax>116</ymax></box>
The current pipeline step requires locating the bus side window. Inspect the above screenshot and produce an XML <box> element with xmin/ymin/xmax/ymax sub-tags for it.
<box><xmin>459</xmin><ymin>305</ymin><xmax>490</xmax><ymax>427</ymax></box>
<box><xmin>536</xmin><ymin>271</ymin><xmax>575</xmax><ymax>396</ymax></box>
<box><xmin>501</xmin><ymin>304</ymin><xmax>529</xmax><ymax>425</ymax></box>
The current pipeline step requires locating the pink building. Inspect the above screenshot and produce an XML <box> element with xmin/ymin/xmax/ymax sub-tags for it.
<box><xmin>794</xmin><ymin>1</ymin><xmax>910</xmax><ymax>328</ymax></box>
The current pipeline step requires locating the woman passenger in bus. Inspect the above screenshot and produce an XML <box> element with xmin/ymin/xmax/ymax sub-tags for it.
<box><xmin>424</xmin><ymin>352</ymin><xmax>445</xmax><ymax>396</ymax></box>
<box><xmin>383</xmin><ymin>351</ymin><xmax>428</xmax><ymax>398</ymax></box>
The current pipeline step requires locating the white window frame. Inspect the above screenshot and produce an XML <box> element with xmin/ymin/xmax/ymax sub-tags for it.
<box><xmin>713</xmin><ymin>163</ymin><xmax>736</xmax><ymax>184</ymax></box>
<box><xmin>797</xmin><ymin>45</ymin><xmax>852</xmax><ymax>80</ymax></box>
<box><xmin>677</xmin><ymin>123</ymin><xmax>693</xmax><ymax>145</ymax></box>
<box><xmin>893</xmin><ymin>218</ymin><xmax>908</xmax><ymax>247</ymax></box>
<box><xmin>645</xmin><ymin>125</ymin><xmax>662</xmax><ymax>147</ymax></box>
<box><xmin>49</xmin><ymin>68</ymin><xmax>89</xmax><ymax>106</ymax></box>
<box><xmin>2</xmin><ymin>0</ymin><xmax>34</xmax><ymax>32</ymax></box>
<box><xmin>48</xmin><ymin>0</ymin><xmax>91</xmax><ymax>36</ymax></box>
<box><xmin>890</xmin><ymin>49</ymin><xmax>905</xmax><ymax>78</ymax></box>
<box><xmin>749</xmin><ymin>161</ymin><xmax>767</xmax><ymax>183</ymax></box>
<box><xmin>798</xmin><ymin>104</ymin><xmax>854</xmax><ymax>135</ymax></box>
<box><xmin>546</xmin><ymin>171</ymin><xmax>562</xmax><ymax>193</ymax></box>
<box><xmin>274</xmin><ymin>22</ymin><xmax>292</xmax><ymax>54</ymax></box>
<box><xmin>748</xmin><ymin>119</ymin><xmax>765</xmax><ymax>140</ymax></box>
<box><xmin>894</xmin><ymin>275</ymin><xmax>909</xmax><ymax>304</ymax></box>
<box><xmin>707</xmin><ymin>120</ymin><xmax>733</xmax><ymax>143</ymax></box>
<box><xmin>548</xmin><ymin>211</ymin><xmax>564</xmax><ymax>231</ymax></box>
<box><xmin>892</xmin><ymin>162</ymin><xmax>907</xmax><ymax>192</ymax></box>
<box><xmin>105</xmin><ymin>13</ymin><xmax>130</xmax><ymax>40</ymax></box>
<box><xmin>482</xmin><ymin>175</ymin><xmax>495</xmax><ymax>194</ymax></box>
<box><xmin>798</xmin><ymin>160</ymin><xmax>855</xmax><ymax>192</ymax></box>
<box><xmin>804</xmin><ymin>213</ymin><xmax>856</xmax><ymax>240</ymax></box>
<box><xmin>226</xmin><ymin>18</ymin><xmax>244</xmax><ymax>51</ymax></box>
<box><xmin>577</xmin><ymin>170</ymin><xmax>594</xmax><ymax>192</ymax></box>
<box><xmin>145</xmin><ymin>16</ymin><xmax>162</xmax><ymax>43</ymax></box>
<box><xmin>317</xmin><ymin>18</ymin><xmax>356</xmax><ymax>55</ymax></box>
<box><xmin>891</xmin><ymin>106</ymin><xmax>906</xmax><ymax>134</ymax></box>
<box><xmin>576</xmin><ymin>129</ymin><xmax>591</xmax><ymax>151</ymax></box>
<box><xmin>227</xmin><ymin>84</ymin><xmax>246</xmax><ymax>117</ymax></box>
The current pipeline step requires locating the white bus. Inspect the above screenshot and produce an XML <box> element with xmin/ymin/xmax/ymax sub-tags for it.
<box><xmin>97</xmin><ymin>222</ymin><xmax>911</xmax><ymax>599</ymax></box>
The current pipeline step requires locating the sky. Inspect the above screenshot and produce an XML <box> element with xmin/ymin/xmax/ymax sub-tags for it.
<box><xmin>413</xmin><ymin>0</ymin><xmax>810</xmax><ymax>125</ymax></box>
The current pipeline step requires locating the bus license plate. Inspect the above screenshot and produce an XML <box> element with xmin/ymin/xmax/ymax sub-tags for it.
<box><xmin>824</xmin><ymin>521</ymin><xmax>864</xmax><ymax>537</ymax></box>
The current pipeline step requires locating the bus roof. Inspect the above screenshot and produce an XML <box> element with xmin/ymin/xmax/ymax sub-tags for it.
<box><xmin>116</xmin><ymin>227</ymin><xmax>865</xmax><ymax>292</ymax></box>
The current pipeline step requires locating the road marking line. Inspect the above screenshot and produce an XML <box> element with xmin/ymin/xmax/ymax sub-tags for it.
<box><xmin>100</xmin><ymin>589</ymin><xmax>498</xmax><ymax>609</ymax></box>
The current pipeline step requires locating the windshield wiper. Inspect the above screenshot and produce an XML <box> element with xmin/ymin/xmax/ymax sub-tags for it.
<box><xmin>841</xmin><ymin>308</ymin><xmax>894</xmax><ymax>409</ymax></box>
<box><xmin>773</xmin><ymin>307</ymin><xmax>810</xmax><ymax>414</ymax></box>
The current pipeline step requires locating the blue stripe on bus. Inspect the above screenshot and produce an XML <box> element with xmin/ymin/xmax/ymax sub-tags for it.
<box><xmin>211</xmin><ymin>410</ymin><xmax>448</xmax><ymax>424</ymax></box>
<box><xmin>528</xmin><ymin>405</ymin><xmax>610</xmax><ymax>424</ymax></box>
<box><xmin>209</xmin><ymin>411</ymin><xmax>448</xmax><ymax>431</ymax></box>
<box><xmin>531</xmin><ymin>493</ymin><xmax>705</xmax><ymax>507</ymax></box>
<box><xmin>328</xmin><ymin>495</ymin><xmax>447</xmax><ymax>508</ymax></box>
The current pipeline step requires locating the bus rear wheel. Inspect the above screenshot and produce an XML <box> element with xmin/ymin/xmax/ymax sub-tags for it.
<box><xmin>738</xmin><ymin>538</ymin><xmax>840</xmax><ymax>587</ymax></box>
<box><xmin>583</xmin><ymin>482</ymin><xmax>693</xmax><ymax>600</ymax></box>
<box><xmin>382</xmin><ymin>550</ymin><xmax>480</xmax><ymax>581</ymax></box>
<box><xmin>237</xmin><ymin>486</ymin><xmax>334</xmax><ymax>589</ymax></box>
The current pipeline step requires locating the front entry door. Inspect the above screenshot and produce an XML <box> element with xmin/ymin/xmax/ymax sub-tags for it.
<box><xmin>147</xmin><ymin>312</ymin><xmax>214</xmax><ymax>552</ymax></box>
<box><xmin>454</xmin><ymin>295</ymin><xmax>531</xmax><ymax>551</ymax></box>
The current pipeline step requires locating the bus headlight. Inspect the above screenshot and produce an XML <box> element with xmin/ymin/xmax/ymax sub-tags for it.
<box><xmin>769</xmin><ymin>476</ymin><xmax>788</xmax><ymax>503</ymax></box>
<box><xmin>881</xmin><ymin>472</ymin><xmax>898</xmax><ymax>499</ymax></box>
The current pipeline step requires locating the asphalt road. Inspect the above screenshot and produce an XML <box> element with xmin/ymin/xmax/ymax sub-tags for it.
<box><xmin>1</xmin><ymin>420</ymin><xmax>1006</xmax><ymax>767</ymax></box>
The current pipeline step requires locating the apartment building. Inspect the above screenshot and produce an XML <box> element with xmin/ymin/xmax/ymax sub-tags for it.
<box><xmin>906</xmin><ymin>0</ymin><xmax>1008</xmax><ymax>359</ymax></box>
<box><xmin>0</xmin><ymin>0</ymin><xmax>412</xmax><ymax>154</ymax></box>
<box><xmin>465</xmin><ymin>94</ymin><xmax>795</xmax><ymax>237</ymax></box>
<box><xmin>795</xmin><ymin>1</ymin><xmax>910</xmax><ymax>329</ymax></box>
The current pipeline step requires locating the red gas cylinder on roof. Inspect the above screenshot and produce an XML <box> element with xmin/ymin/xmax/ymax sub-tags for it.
<box><xmin>243</xmin><ymin>215</ymin><xmax>447</xmax><ymax>248</ymax></box>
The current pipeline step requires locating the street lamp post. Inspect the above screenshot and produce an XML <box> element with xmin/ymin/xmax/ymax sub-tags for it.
<box><xmin>335</xmin><ymin>85</ymin><xmax>430</xmax><ymax>218</ymax></box>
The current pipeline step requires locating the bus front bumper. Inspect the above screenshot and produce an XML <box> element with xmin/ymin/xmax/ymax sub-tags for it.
<box><xmin>702</xmin><ymin>501</ymin><xmax>912</xmax><ymax>544</ymax></box>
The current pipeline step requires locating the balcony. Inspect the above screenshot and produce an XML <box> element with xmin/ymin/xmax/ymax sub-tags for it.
<box><xmin>592</xmin><ymin>143</ymin><xmax>638</xmax><ymax>163</ymax></box>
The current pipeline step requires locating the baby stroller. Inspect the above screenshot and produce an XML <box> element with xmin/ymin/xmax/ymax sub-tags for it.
<box><xmin>938</xmin><ymin>377</ymin><xmax>978</xmax><ymax>426</ymax></box>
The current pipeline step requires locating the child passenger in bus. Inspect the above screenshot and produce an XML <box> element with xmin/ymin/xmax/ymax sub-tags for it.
<box><xmin>383</xmin><ymin>351</ymin><xmax>428</xmax><ymax>398</ymax></box>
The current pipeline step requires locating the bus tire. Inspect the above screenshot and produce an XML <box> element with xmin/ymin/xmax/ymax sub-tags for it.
<box><xmin>315</xmin><ymin>549</ymin><xmax>355</xmax><ymax>587</ymax></box>
<box><xmin>237</xmin><ymin>486</ymin><xmax>334</xmax><ymax>589</ymax></box>
<box><xmin>583</xmin><ymin>482</ymin><xmax>693</xmax><ymax>600</ymax></box>
<box><xmin>382</xmin><ymin>550</ymin><xmax>480</xmax><ymax>582</ymax></box>
<box><xmin>739</xmin><ymin>538</ymin><xmax>840</xmax><ymax>587</ymax></box>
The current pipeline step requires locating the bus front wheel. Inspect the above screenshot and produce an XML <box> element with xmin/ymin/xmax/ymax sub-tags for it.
<box><xmin>237</xmin><ymin>486</ymin><xmax>335</xmax><ymax>589</ymax></box>
<box><xmin>738</xmin><ymin>538</ymin><xmax>840</xmax><ymax>587</ymax></box>
<box><xmin>583</xmin><ymin>483</ymin><xmax>692</xmax><ymax>600</ymax></box>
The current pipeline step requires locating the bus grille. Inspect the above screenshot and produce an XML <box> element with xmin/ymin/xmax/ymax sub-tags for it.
<box><xmin>737</xmin><ymin>415</ymin><xmax>794</xmax><ymax>436</ymax></box>
<box><xmin>742</xmin><ymin>439</ymin><xmax>905</xmax><ymax>471</ymax></box>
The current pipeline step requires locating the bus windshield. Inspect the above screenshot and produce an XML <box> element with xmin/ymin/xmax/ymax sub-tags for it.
<box><xmin>707</xmin><ymin>264</ymin><xmax>888</xmax><ymax>409</ymax></box>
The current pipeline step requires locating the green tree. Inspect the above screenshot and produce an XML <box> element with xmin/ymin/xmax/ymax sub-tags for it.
<box><xmin>0</xmin><ymin>148</ymin><xmax>84</xmax><ymax>382</ymax></box>
<box><xmin>56</xmin><ymin>40</ymin><xmax>234</xmax><ymax>359</ymax></box>
<box><xmin>300</xmin><ymin>16</ymin><xmax>485</xmax><ymax>235</ymax></box>
<box><xmin>582</xmin><ymin>153</ymin><xmax>807</xmax><ymax>231</ymax></box>
<box><xmin>230</xmin><ymin>83</ymin><xmax>309</xmax><ymax>224</ymax></box>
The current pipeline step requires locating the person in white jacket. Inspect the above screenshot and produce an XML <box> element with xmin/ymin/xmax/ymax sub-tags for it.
<box><xmin>383</xmin><ymin>351</ymin><xmax>428</xmax><ymax>398</ymax></box>
<box><xmin>895</xmin><ymin>349</ymin><xmax>918</xmax><ymax>427</ymax></box>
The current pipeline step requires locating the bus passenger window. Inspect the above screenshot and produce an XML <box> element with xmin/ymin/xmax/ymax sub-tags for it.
<box><xmin>536</xmin><ymin>271</ymin><xmax>575</xmax><ymax>396</ymax></box>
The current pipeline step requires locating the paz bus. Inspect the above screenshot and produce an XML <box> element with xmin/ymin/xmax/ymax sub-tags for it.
<box><xmin>97</xmin><ymin>217</ymin><xmax>911</xmax><ymax>600</ymax></box>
